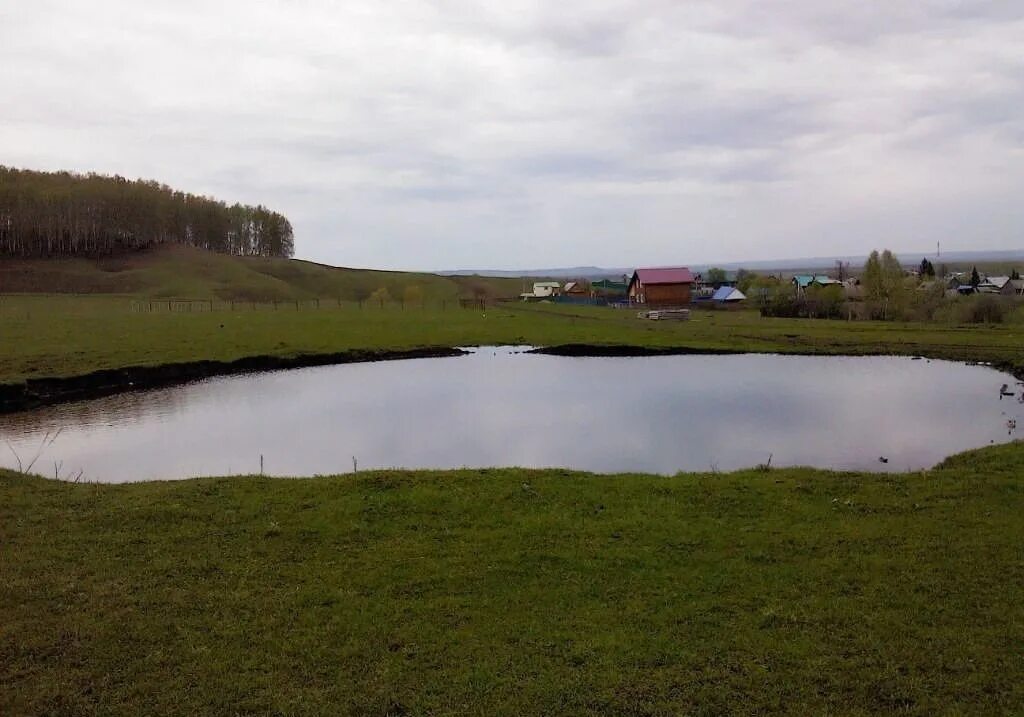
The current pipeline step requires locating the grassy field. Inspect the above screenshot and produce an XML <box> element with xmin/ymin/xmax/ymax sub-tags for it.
<box><xmin>2</xmin><ymin>294</ymin><xmax>1023</xmax><ymax>385</ymax></box>
<box><xmin>2</xmin><ymin>441</ymin><xmax>1023</xmax><ymax>715</ymax></box>
<box><xmin>0</xmin><ymin>244</ymin><xmax>523</xmax><ymax>302</ymax></box>
<box><xmin>4</xmin><ymin>250</ymin><xmax>1024</xmax><ymax>714</ymax></box>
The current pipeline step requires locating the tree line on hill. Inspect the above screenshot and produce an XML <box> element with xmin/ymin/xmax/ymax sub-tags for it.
<box><xmin>0</xmin><ymin>166</ymin><xmax>293</xmax><ymax>258</ymax></box>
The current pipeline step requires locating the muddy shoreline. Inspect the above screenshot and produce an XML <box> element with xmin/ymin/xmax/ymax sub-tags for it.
<box><xmin>0</xmin><ymin>347</ymin><xmax>466</xmax><ymax>414</ymax></box>
<box><xmin>531</xmin><ymin>343</ymin><xmax>1024</xmax><ymax>382</ymax></box>
<box><xmin>529</xmin><ymin>344</ymin><xmax>745</xmax><ymax>357</ymax></box>
<box><xmin>2</xmin><ymin>342</ymin><xmax>1021</xmax><ymax>414</ymax></box>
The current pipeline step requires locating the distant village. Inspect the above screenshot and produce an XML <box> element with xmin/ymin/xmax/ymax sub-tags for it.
<box><xmin>519</xmin><ymin>264</ymin><xmax>1024</xmax><ymax>308</ymax></box>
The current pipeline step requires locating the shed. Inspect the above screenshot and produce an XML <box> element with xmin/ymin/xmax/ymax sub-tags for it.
<box><xmin>627</xmin><ymin>267</ymin><xmax>694</xmax><ymax>306</ymax></box>
<box><xmin>712</xmin><ymin>286</ymin><xmax>746</xmax><ymax>302</ymax></box>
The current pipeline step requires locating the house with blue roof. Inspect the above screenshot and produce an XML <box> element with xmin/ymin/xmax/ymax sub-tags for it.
<box><xmin>712</xmin><ymin>286</ymin><xmax>746</xmax><ymax>303</ymax></box>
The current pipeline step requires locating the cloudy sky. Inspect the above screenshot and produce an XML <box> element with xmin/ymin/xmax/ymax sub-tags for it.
<box><xmin>2</xmin><ymin>1</ymin><xmax>1022</xmax><ymax>270</ymax></box>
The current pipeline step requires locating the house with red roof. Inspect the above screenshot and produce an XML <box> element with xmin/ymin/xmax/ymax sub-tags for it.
<box><xmin>627</xmin><ymin>267</ymin><xmax>694</xmax><ymax>306</ymax></box>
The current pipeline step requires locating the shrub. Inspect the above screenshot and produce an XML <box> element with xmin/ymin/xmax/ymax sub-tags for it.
<box><xmin>964</xmin><ymin>295</ymin><xmax>1008</xmax><ymax>324</ymax></box>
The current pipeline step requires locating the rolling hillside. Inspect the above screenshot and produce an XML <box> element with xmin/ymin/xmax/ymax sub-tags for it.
<box><xmin>0</xmin><ymin>244</ymin><xmax>523</xmax><ymax>301</ymax></box>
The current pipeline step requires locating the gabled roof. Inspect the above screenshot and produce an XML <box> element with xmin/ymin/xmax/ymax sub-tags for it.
<box><xmin>793</xmin><ymin>274</ymin><xmax>840</xmax><ymax>288</ymax></box>
<box><xmin>982</xmin><ymin>276</ymin><xmax>1011</xmax><ymax>288</ymax></box>
<box><xmin>633</xmin><ymin>267</ymin><xmax>694</xmax><ymax>284</ymax></box>
<box><xmin>712</xmin><ymin>286</ymin><xmax>746</xmax><ymax>301</ymax></box>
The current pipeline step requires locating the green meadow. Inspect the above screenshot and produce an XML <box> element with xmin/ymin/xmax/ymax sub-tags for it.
<box><xmin>2</xmin><ymin>293</ymin><xmax>1022</xmax><ymax>385</ymax></box>
<box><xmin>3</xmin><ymin>248</ymin><xmax>1024</xmax><ymax>715</ymax></box>
<box><xmin>3</xmin><ymin>442</ymin><xmax>1023</xmax><ymax>715</ymax></box>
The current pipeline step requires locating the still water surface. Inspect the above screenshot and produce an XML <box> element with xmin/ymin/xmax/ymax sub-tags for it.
<box><xmin>1</xmin><ymin>348</ymin><xmax>1021</xmax><ymax>482</ymax></box>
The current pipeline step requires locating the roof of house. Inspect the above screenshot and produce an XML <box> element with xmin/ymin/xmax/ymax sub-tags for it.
<box><xmin>632</xmin><ymin>267</ymin><xmax>694</xmax><ymax>284</ymax></box>
<box><xmin>981</xmin><ymin>276</ymin><xmax>1011</xmax><ymax>288</ymax></box>
<box><xmin>563</xmin><ymin>281</ymin><xmax>578</xmax><ymax>291</ymax></box>
<box><xmin>533</xmin><ymin>281</ymin><xmax>561</xmax><ymax>288</ymax></box>
<box><xmin>793</xmin><ymin>274</ymin><xmax>840</xmax><ymax>288</ymax></box>
<box><xmin>1007</xmin><ymin>279</ymin><xmax>1024</xmax><ymax>292</ymax></box>
<box><xmin>712</xmin><ymin>286</ymin><xmax>746</xmax><ymax>301</ymax></box>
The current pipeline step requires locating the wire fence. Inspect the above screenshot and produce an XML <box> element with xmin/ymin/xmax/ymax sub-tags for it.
<box><xmin>126</xmin><ymin>297</ymin><xmax>493</xmax><ymax>313</ymax></box>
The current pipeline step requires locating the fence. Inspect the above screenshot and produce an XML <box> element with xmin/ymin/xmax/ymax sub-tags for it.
<box><xmin>127</xmin><ymin>297</ymin><xmax>492</xmax><ymax>313</ymax></box>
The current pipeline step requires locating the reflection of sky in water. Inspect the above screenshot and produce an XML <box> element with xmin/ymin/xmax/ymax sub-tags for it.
<box><xmin>1</xmin><ymin>349</ymin><xmax>1021</xmax><ymax>482</ymax></box>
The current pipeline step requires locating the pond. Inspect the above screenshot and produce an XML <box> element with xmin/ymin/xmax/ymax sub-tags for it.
<box><xmin>1</xmin><ymin>348</ymin><xmax>1021</xmax><ymax>482</ymax></box>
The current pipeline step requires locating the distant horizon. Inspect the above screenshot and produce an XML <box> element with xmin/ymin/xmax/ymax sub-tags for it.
<box><xmin>430</xmin><ymin>248</ymin><xmax>1024</xmax><ymax>277</ymax></box>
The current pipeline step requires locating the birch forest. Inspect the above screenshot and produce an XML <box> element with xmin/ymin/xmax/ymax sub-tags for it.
<box><xmin>0</xmin><ymin>166</ymin><xmax>294</xmax><ymax>258</ymax></box>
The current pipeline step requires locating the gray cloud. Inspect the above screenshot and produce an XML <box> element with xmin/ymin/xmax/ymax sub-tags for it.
<box><xmin>1</xmin><ymin>0</ymin><xmax>1022</xmax><ymax>269</ymax></box>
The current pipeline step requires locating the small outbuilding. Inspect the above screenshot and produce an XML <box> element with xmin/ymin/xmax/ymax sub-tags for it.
<box><xmin>712</xmin><ymin>286</ymin><xmax>746</xmax><ymax>303</ymax></box>
<box><xmin>628</xmin><ymin>267</ymin><xmax>694</xmax><ymax>306</ymax></box>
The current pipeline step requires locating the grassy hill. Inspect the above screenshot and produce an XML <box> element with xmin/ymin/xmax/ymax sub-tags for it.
<box><xmin>0</xmin><ymin>244</ymin><xmax>524</xmax><ymax>302</ymax></box>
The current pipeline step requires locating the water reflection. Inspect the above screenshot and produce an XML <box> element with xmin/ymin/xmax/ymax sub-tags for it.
<box><xmin>1</xmin><ymin>349</ymin><xmax>1020</xmax><ymax>482</ymax></box>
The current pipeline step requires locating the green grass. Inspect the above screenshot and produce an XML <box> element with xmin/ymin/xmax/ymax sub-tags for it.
<box><xmin>0</xmin><ymin>244</ymin><xmax>523</xmax><ymax>302</ymax></box>
<box><xmin>4</xmin><ymin>251</ymin><xmax>1024</xmax><ymax>713</ymax></box>
<box><xmin>2</xmin><ymin>441</ymin><xmax>1023</xmax><ymax>715</ymax></box>
<box><xmin>2</xmin><ymin>295</ymin><xmax>1023</xmax><ymax>385</ymax></box>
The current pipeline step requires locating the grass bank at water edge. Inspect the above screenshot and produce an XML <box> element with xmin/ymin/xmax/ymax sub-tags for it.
<box><xmin>2</xmin><ymin>440</ymin><xmax>1023</xmax><ymax>715</ymax></box>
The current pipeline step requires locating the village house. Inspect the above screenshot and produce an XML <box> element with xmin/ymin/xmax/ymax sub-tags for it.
<box><xmin>792</xmin><ymin>274</ymin><xmax>842</xmax><ymax>294</ymax></box>
<box><xmin>519</xmin><ymin>281</ymin><xmax>562</xmax><ymax>301</ymax></box>
<box><xmin>712</xmin><ymin>286</ymin><xmax>746</xmax><ymax>303</ymax></box>
<box><xmin>627</xmin><ymin>267</ymin><xmax>695</xmax><ymax>306</ymax></box>
<box><xmin>978</xmin><ymin>276</ymin><xmax>1011</xmax><ymax>294</ymax></box>
<box><xmin>1003</xmin><ymin>279</ymin><xmax>1024</xmax><ymax>297</ymax></box>
<box><xmin>842</xmin><ymin>277</ymin><xmax>863</xmax><ymax>299</ymax></box>
<box><xmin>562</xmin><ymin>280</ymin><xmax>588</xmax><ymax>296</ymax></box>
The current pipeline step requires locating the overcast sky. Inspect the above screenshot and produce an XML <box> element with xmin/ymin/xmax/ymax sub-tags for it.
<box><xmin>2</xmin><ymin>1</ymin><xmax>1022</xmax><ymax>270</ymax></box>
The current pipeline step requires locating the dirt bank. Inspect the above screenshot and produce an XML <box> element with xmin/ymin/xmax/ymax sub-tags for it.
<box><xmin>0</xmin><ymin>347</ymin><xmax>466</xmax><ymax>414</ymax></box>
